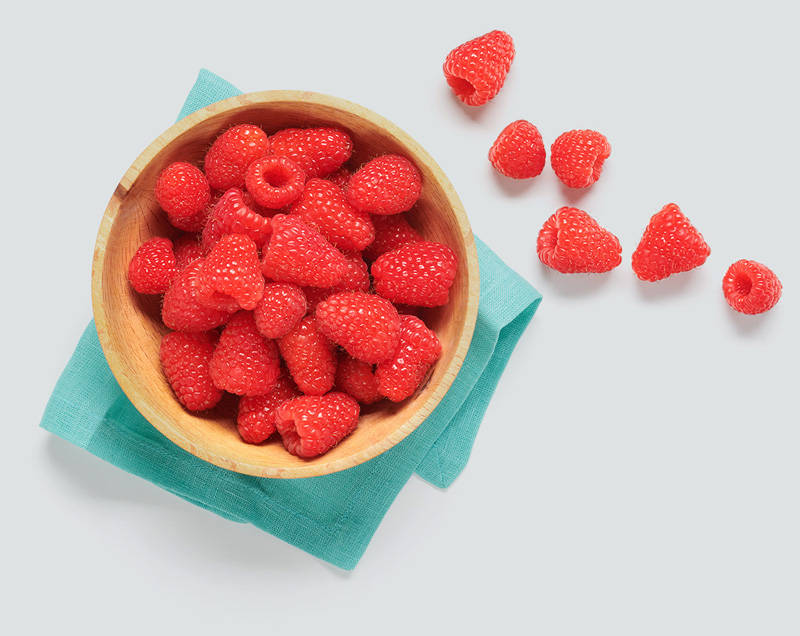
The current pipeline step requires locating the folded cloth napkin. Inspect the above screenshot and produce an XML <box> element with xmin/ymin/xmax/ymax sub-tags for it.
<box><xmin>39</xmin><ymin>69</ymin><xmax>542</xmax><ymax>570</ymax></box>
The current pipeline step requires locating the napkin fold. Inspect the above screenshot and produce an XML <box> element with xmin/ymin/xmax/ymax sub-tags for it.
<box><xmin>39</xmin><ymin>69</ymin><xmax>542</xmax><ymax>570</ymax></box>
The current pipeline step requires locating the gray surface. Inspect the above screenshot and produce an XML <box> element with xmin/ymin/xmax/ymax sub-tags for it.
<box><xmin>6</xmin><ymin>1</ymin><xmax>798</xmax><ymax>633</ymax></box>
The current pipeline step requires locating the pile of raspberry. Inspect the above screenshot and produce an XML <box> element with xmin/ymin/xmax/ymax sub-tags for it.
<box><xmin>443</xmin><ymin>30</ymin><xmax>782</xmax><ymax>314</ymax></box>
<box><xmin>128</xmin><ymin>124</ymin><xmax>458</xmax><ymax>459</ymax></box>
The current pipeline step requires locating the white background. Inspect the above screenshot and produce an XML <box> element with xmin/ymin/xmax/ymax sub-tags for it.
<box><xmin>5</xmin><ymin>1</ymin><xmax>798</xmax><ymax>633</ymax></box>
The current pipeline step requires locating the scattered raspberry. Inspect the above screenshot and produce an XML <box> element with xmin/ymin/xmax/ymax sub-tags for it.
<box><xmin>536</xmin><ymin>207</ymin><xmax>622</xmax><ymax>274</ymax></box>
<box><xmin>326</xmin><ymin>166</ymin><xmax>352</xmax><ymax>190</ymax></box>
<box><xmin>172</xmin><ymin>234</ymin><xmax>205</xmax><ymax>271</ymax></box>
<box><xmin>347</xmin><ymin>155</ymin><xmax>422</xmax><ymax>215</ymax></box>
<box><xmin>362</xmin><ymin>213</ymin><xmax>423</xmax><ymax>262</ymax></box>
<box><xmin>195</xmin><ymin>234</ymin><xmax>265</xmax><ymax>312</ymax></box>
<box><xmin>128</xmin><ymin>237</ymin><xmax>177</xmax><ymax>294</ymax></box>
<box><xmin>253</xmin><ymin>282</ymin><xmax>307</xmax><ymax>339</ymax></box>
<box><xmin>260</xmin><ymin>214</ymin><xmax>348</xmax><ymax>287</ymax></box>
<box><xmin>376</xmin><ymin>315</ymin><xmax>442</xmax><ymax>402</ymax></box>
<box><xmin>159</xmin><ymin>331</ymin><xmax>223</xmax><ymax>412</ymax></box>
<box><xmin>276</xmin><ymin>392</ymin><xmax>360</xmax><ymax>459</ymax></box>
<box><xmin>245</xmin><ymin>155</ymin><xmax>305</xmax><ymax>209</ymax></box>
<box><xmin>371</xmin><ymin>241</ymin><xmax>458</xmax><ymax>307</ymax></box>
<box><xmin>212</xmin><ymin>188</ymin><xmax>272</xmax><ymax>247</ymax></box>
<box><xmin>489</xmin><ymin>120</ymin><xmax>546</xmax><ymax>179</ymax></box>
<box><xmin>209</xmin><ymin>311</ymin><xmax>281</xmax><ymax>396</ymax></box>
<box><xmin>278</xmin><ymin>315</ymin><xmax>338</xmax><ymax>395</ymax></box>
<box><xmin>203</xmin><ymin>124</ymin><xmax>270</xmax><ymax>191</ymax></box>
<box><xmin>269</xmin><ymin>127</ymin><xmax>353</xmax><ymax>180</ymax></box>
<box><xmin>336</xmin><ymin>352</ymin><xmax>382</xmax><ymax>405</ymax></box>
<box><xmin>237</xmin><ymin>374</ymin><xmax>300</xmax><ymax>444</ymax></box>
<box><xmin>722</xmin><ymin>260</ymin><xmax>782</xmax><ymax>315</ymax></box>
<box><xmin>550</xmin><ymin>129</ymin><xmax>611</xmax><ymax>189</ymax></box>
<box><xmin>161</xmin><ymin>259</ymin><xmax>233</xmax><ymax>332</ymax></box>
<box><xmin>155</xmin><ymin>161</ymin><xmax>211</xmax><ymax>223</ymax></box>
<box><xmin>290</xmin><ymin>178</ymin><xmax>375</xmax><ymax>252</ymax></box>
<box><xmin>443</xmin><ymin>30</ymin><xmax>515</xmax><ymax>106</ymax></box>
<box><xmin>315</xmin><ymin>291</ymin><xmax>401</xmax><ymax>364</ymax></box>
<box><xmin>631</xmin><ymin>203</ymin><xmax>711</xmax><ymax>282</ymax></box>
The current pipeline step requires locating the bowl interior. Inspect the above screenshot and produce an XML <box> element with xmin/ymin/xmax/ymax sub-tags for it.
<box><xmin>93</xmin><ymin>91</ymin><xmax>479</xmax><ymax>478</ymax></box>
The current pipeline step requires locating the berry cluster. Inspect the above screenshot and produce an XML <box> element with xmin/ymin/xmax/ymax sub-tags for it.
<box><xmin>444</xmin><ymin>30</ymin><xmax>782</xmax><ymax>315</ymax></box>
<box><xmin>129</xmin><ymin>124</ymin><xmax>458</xmax><ymax>458</ymax></box>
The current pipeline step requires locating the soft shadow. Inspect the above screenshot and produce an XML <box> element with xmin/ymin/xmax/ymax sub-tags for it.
<box><xmin>490</xmin><ymin>166</ymin><xmax>542</xmax><ymax>197</ymax></box>
<box><xmin>537</xmin><ymin>262</ymin><xmax>618</xmax><ymax>298</ymax></box>
<box><xmin>450</xmin><ymin>93</ymin><xmax>491</xmax><ymax>123</ymax></box>
<box><xmin>726</xmin><ymin>304</ymin><xmax>774</xmax><ymax>336</ymax></box>
<box><xmin>634</xmin><ymin>270</ymin><xmax>701</xmax><ymax>302</ymax></box>
<box><xmin>558</xmin><ymin>183</ymin><xmax>593</xmax><ymax>207</ymax></box>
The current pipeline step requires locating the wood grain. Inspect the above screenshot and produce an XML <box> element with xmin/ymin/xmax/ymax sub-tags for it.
<box><xmin>92</xmin><ymin>91</ymin><xmax>479</xmax><ymax>478</ymax></box>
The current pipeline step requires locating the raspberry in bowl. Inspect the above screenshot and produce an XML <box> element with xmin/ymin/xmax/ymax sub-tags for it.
<box><xmin>92</xmin><ymin>91</ymin><xmax>479</xmax><ymax>478</ymax></box>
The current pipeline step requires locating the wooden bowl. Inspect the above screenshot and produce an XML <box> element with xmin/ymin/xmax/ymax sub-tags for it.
<box><xmin>92</xmin><ymin>91</ymin><xmax>479</xmax><ymax>478</ymax></box>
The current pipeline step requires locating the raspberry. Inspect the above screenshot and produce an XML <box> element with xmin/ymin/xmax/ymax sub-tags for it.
<box><xmin>536</xmin><ymin>207</ymin><xmax>622</xmax><ymax>274</ymax></box>
<box><xmin>161</xmin><ymin>259</ymin><xmax>233</xmax><ymax>332</ymax></box>
<box><xmin>289</xmin><ymin>178</ymin><xmax>375</xmax><ymax>252</ymax></box>
<box><xmin>195</xmin><ymin>234</ymin><xmax>265</xmax><ymax>312</ymax></box>
<box><xmin>211</xmin><ymin>188</ymin><xmax>272</xmax><ymax>247</ymax></box>
<box><xmin>253</xmin><ymin>282</ymin><xmax>307</xmax><ymax>339</ymax></box>
<box><xmin>347</xmin><ymin>155</ymin><xmax>422</xmax><ymax>215</ymax></box>
<box><xmin>203</xmin><ymin>124</ymin><xmax>270</xmax><ymax>191</ymax></box>
<box><xmin>631</xmin><ymin>203</ymin><xmax>711</xmax><ymax>282</ymax></box>
<box><xmin>489</xmin><ymin>120</ymin><xmax>546</xmax><ymax>179</ymax></box>
<box><xmin>128</xmin><ymin>236</ymin><xmax>177</xmax><ymax>294</ymax></box>
<box><xmin>550</xmin><ymin>129</ymin><xmax>611</xmax><ymax>189</ymax></box>
<box><xmin>237</xmin><ymin>374</ymin><xmax>300</xmax><ymax>444</ymax></box>
<box><xmin>277</xmin><ymin>315</ymin><xmax>338</xmax><ymax>395</ymax></box>
<box><xmin>336</xmin><ymin>352</ymin><xmax>382</xmax><ymax>405</ymax></box>
<box><xmin>209</xmin><ymin>311</ymin><xmax>281</xmax><ymax>396</ymax></box>
<box><xmin>159</xmin><ymin>331</ymin><xmax>223</xmax><ymax>412</ymax></box>
<box><xmin>722</xmin><ymin>260</ymin><xmax>782</xmax><ymax>315</ymax></box>
<box><xmin>275</xmin><ymin>392</ymin><xmax>360</xmax><ymax>459</ymax></box>
<box><xmin>168</xmin><ymin>205</ymin><xmax>213</xmax><ymax>233</ymax></box>
<box><xmin>154</xmin><ymin>161</ymin><xmax>211</xmax><ymax>223</ymax></box>
<box><xmin>376</xmin><ymin>315</ymin><xmax>442</xmax><ymax>402</ymax></box>
<box><xmin>443</xmin><ymin>30</ymin><xmax>515</xmax><ymax>106</ymax></box>
<box><xmin>326</xmin><ymin>166</ymin><xmax>352</xmax><ymax>190</ymax></box>
<box><xmin>260</xmin><ymin>214</ymin><xmax>348</xmax><ymax>287</ymax></box>
<box><xmin>361</xmin><ymin>213</ymin><xmax>423</xmax><ymax>262</ymax></box>
<box><xmin>371</xmin><ymin>241</ymin><xmax>458</xmax><ymax>307</ymax></box>
<box><xmin>315</xmin><ymin>291</ymin><xmax>401</xmax><ymax>364</ymax></box>
<box><xmin>269</xmin><ymin>127</ymin><xmax>353</xmax><ymax>180</ymax></box>
<box><xmin>245</xmin><ymin>156</ymin><xmax>305</xmax><ymax>209</ymax></box>
<box><xmin>172</xmin><ymin>234</ymin><xmax>205</xmax><ymax>271</ymax></box>
<box><xmin>299</xmin><ymin>250</ymin><xmax>372</xmax><ymax>315</ymax></box>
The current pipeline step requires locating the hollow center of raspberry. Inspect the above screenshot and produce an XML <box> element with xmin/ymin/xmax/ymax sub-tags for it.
<box><xmin>261</xmin><ymin>166</ymin><xmax>292</xmax><ymax>188</ymax></box>
<box><xmin>733</xmin><ymin>273</ymin><xmax>753</xmax><ymax>296</ymax></box>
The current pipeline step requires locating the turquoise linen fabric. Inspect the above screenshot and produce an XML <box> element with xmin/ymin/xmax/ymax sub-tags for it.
<box><xmin>39</xmin><ymin>69</ymin><xmax>542</xmax><ymax>570</ymax></box>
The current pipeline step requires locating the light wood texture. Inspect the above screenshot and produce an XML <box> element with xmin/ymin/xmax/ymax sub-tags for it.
<box><xmin>92</xmin><ymin>91</ymin><xmax>479</xmax><ymax>478</ymax></box>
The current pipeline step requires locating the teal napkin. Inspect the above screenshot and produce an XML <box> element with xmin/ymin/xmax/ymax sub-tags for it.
<box><xmin>39</xmin><ymin>69</ymin><xmax>542</xmax><ymax>570</ymax></box>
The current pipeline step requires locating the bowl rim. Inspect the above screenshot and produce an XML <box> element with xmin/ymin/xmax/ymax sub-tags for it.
<box><xmin>92</xmin><ymin>90</ymin><xmax>480</xmax><ymax>478</ymax></box>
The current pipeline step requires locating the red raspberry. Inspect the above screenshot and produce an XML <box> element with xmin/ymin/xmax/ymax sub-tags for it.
<box><xmin>155</xmin><ymin>161</ymin><xmax>211</xmax><ymax>223</ymax></box>
<box><xmin>237</xmin><ymin>374</ymin><xmax>300</xmax><ymax>444</ymax></box>
<box><xmin>443</xmin><ymin>30</ymin><xmax>515</xmax><ymax>106</ymax></box>
<box><xmin>172</xmin><ymin>234</ymin><xmax>204</xmax><ymax>271</ymax></box>
<box><xmin>195</xmin><ymin>234</ymin><xmax>265</xmax><ymax>313</ymax></box>
<box><xmin>245</xmin><ymin>156</ymin><xmax>305</xmax><ymax>209</ymax></box>
<box><xmin>722</xmin><ymin>260</ymin><xmax>782</xmax><ymax>315</ymax></box>
<box><xmin>159</xmin><ymin>331</ymin><xmax>223</xmax><ymax>412</ymax></box>
<box><xmin>536</xmin><ymin>207</ymin><xmax>622</xmax><ymax>274</ymax></box>
<box><xmin>209</xmin><ymin>311</ymin><xmax>281</xmax><ymax>396</ymax></box>
<box><xmin>168</xmin><ymin>205</ymin><xmax>213</xmax><ymax>233</ymax></box>
<box><xmin>550</xmin><ymin>129</ymin><xmax>611</xmax><ymax>189</ymax></box>
<box><xmin>347</xmin><ymin>155</ymin><xmax>422</xmax><ymax>215</ymax></box>
<box><xmin>326</xmin><ymin>166</ymin><xmax>352</xmax><ymax>190</ymax></box>
<box><xmin>289</xmin><ymin>178</ymin><xmax>375</xmax><ymax>252</ymax></box>
<box><xmin>210</xmin><ymin>188</ymin><xmax>272</xmax><ymax>247</ymax></box>
<box><xmin>260</xmin><ymin>214</ymin><xmax>348</xmax><ymax>287</ymax></box>
<box><xmin>161</xmin><ymin>259</ymin><xmax>233</xmax><ymax>332</ymax></box>
<box><xmin>269</xmin><ymin>127</ymin><xmax>353</xmax><ymax>180</ymax></box>
<box><xmin>299</xmin><ymin>249</ymin><xmax>373</xmax><ymax>315</ymax></box>
<box><xmin>336</xmin><ymin>352</ymin><xmax>382</xmax><ymax>405</ymax></box>
<box><xmin>371</xmin><ymin>241</ymin><xmax>458</xmax><ymax>307</ymax></box>
<box><xmin>361</xmin><ymin>213</ymin><xmax>423</xmax><ymax>262</ymax></box>
<box><xmin>315</xmin><ymin>291</ymin><xmax>401</xmax><ymax>364</ymax></box>
<box><xmin>128</xmin><ymin>236</ymin><xmax>178</xmax><ymax>294</ymax></box>
<box><xmin>489</xmin><ymin>120</ymin><xmax>546</xmax><ymax>179</ymax></box>
<box><xmin>253</xmin><ymin>282</ymin><xmax>307</xmax><ymax>339</ymax></box>
<box><xmin>376</xmin><ymin>315</ymin><xmax>442</xmax><ymax>402</ymax></box>
<box><xmin>276</xmin><ymin>392</ymin><xmax>360</xmax><ymax>459</ymax></box>
<box><xmin>277</xmin><ymin>315</ymin><xmax>338</xmax><ymax>395</ymax></box>
<box><xmin>631</xmin><ymin>203</ymin><xmax>711</xmax><ymax>282</ymax></box>
<box><xmin>203</xmin><ymin>124</ymin><xmax>270</xmax><ymax>191</ymax></box>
